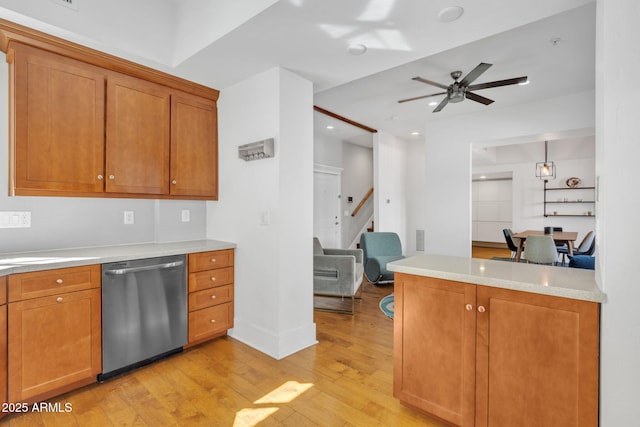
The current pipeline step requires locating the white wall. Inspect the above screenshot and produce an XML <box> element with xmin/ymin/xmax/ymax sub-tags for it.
<box><xmin>420</xmin><ymin>90</ymin><xmax>595</xmax><ymax>257</ymax></box>
<box><xmin>207</xmin><ymin>67</ymin><xmax>316</xmax><ymax>359</ymax></box>
<box><xmin>405</xmin><ymin>139</ymin><xmax>427</xmax><ymax>255</ymax></box>
<box><xmin>374</xmin><ymin>130</ymin><xmax>408</xmax><ymax>253</ymax></box>
<box><xmin>596</xmin><ymin>1</ymin><xmax>640</xmax><ymax>425</ymax></box>
<box><xmin>472</xmin><ymin>179</ymin><xmax>513</xmax><ymax>243</ymax></box>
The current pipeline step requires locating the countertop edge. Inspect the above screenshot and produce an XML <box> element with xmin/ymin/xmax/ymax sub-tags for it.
<box><xmin>0</xmin><ymin>239</ymin><xmax>237</xmax><ymax>276</ymax></box>
<box><xmin>388</xmin><ymin>257</ymin><xmax>606</xmax><ymax>304</ymax></box>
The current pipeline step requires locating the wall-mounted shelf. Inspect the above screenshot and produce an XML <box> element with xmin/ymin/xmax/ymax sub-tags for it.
<box><xmin>544</xmin><ymin>183</ymin><xmax>596</xmax><ymax>217</ymax></box>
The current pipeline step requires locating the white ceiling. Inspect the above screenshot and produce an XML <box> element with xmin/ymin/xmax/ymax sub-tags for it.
<box><xmin>0</xmin><ymin>0</ymin><xmax>595</xmax><ymax>143</ymax></box>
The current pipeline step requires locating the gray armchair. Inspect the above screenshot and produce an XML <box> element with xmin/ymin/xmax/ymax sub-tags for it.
<box><xmin>313</xmin><ymin>237</ymin><xmax>364</xmax><ymax>314</ymax></box>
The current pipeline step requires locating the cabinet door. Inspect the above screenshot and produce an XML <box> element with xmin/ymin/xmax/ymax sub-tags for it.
<box><xmin>475</xmin><ymin>286</ymin><xmax>599</xmax><ymax>427</ymax></box>
<box><xmin>106</xmin><ymin>73</ymin><xmax>170</xmax><ymax>195</ymax></box>
<box><xmin>170</xmin><ymin>92</ymin><xmax>218</xmax><ymax>198</ymax></box>
<box><xmin>393</xmin><ymin>273</ymin><xmax>476</xmax><ymax>427</ymax></box>
<box><xmin>8</xmin><ymin>289</ymin><xmax>101</xmax><ymax>403</ymax></box>
<box><xmin>10</xmin><ymin>42</ymin><xmax>106</xmax><ymax>194</ymax></box>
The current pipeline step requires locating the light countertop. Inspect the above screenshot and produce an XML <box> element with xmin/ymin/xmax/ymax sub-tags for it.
<box><xmin>388</xmin><ymin>254</ymin><xmax>605</xmax><ymax>303</ymax></box>
<box><xmin>0</xmin><ymin>239</ymin><xmax>236</xmax><ymax>276</ymax></box>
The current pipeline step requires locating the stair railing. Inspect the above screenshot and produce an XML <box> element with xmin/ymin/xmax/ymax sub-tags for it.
<box><xmin>351</xmin><ymin>188</ymin><xmax>374</xmax><ymax>217</ymax></box>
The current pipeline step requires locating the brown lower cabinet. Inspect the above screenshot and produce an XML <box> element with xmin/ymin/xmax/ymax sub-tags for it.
<box><xmin>7</xmin><ymin>265</ymin><xmax>101</xmax><ymax>404</ymax></box>
<box><xmin>187</xmin><ymin>249</ymin><xmax>235</xmax><ymax>347</ymax></box>
<box><xmin>393</xmin><ymin>273</ymin><xmax>599</xmax><ymax>427</ymax></box>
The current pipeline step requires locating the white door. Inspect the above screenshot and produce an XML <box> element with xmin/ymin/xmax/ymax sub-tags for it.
<box><xmin>314</xmin><ymin>167</ymin><xmax>342</xmax><ymax>248</ymax></box>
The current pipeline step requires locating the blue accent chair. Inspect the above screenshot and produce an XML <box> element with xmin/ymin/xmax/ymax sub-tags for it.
<box><xmin>359</xmin><ymin>232</ymin><xmax>405</xmax><ymax>284</ymax></box>
<box><xmin>568</xmin><ymin>255</ymin><xmax>595</xmax><ymax>270</ymax></box>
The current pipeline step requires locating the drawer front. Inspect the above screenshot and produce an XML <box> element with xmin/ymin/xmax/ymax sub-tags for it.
<box><xmin>8</xmin><ymin>265</ymin><xmax>101</xmax><ymax>302</ymax></box>
<box><xmin>189</xmin><ymin>267</ymin><xmax>234</xmax><ymax>292</ymax></box>
<box><xmin>189</xmin><ymin>303</ymin><xmax>233</xmax><ymax>343</ymax></box>
<box><xmin>189</xmin><ymin>285</ymin><xmax>233</xmax><ymax>311</ymax></box>
<box><xmin>188</xmin><ymin>249</ymin><xmax>234</xmax><ymax>273</ymax></box>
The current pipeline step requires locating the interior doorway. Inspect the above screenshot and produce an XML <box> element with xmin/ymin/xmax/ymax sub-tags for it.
<box><xmin>313</xmin><ymin>106</ymin><xmax>375</xmax><ymax>249</ymax></box>
<box><xmin>313</xmin><ymin>166</ymin><xmax>342</xmax><ymax>248</ymax></box>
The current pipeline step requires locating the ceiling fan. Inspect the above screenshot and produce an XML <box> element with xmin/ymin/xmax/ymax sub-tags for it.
<box><xmin>398</xmin><ymin>63</ymin><xmax>528</xmax><ymax>112</ymax></box>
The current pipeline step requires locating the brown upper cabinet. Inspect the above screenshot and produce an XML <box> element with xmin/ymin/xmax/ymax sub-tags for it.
<box><xmin>11</xmin><ymin>43</ymin><xmax>107</xmax><ymax>194</ymax></box>
<box><xmin>105</xmin><ymin>72</ymin><xmax>171</xmax><ymax>195</ymax></box>
<box><xmin>2</xmin><ymin>20</ymin><xmax>219</xmax><ymax>200</ymax></box>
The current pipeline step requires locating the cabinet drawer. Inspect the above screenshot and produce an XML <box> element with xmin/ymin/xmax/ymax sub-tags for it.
<box><xmin>189</xmin><ymin>267</ymin><xmax>233</xmax><ymax>292</ymax></box>
<box><xmin>188</xmin><ymin>249</ymin><xmax>234</xmax><ymax>273</ymax></box>
<box><xmin>188</xmin><ymin>303</ymin><xmax>233</xmax><ymax>343</ymax></box>
<box><xmin>8</xmin><ymin>265</ymin><xmax>101</xmax><ymax>302</ymax></box>
<box><xmin>189</xmin><ymin>285</ymin><xmax>233</xmax><ymax>312</ymax></box>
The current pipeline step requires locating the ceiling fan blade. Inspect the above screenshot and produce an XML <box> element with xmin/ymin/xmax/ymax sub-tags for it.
<box><xmin>432</xmin><ymin>96</ymin><xmax>449</xmax><ymax>112</ymax></box>
<box><xmin>398</xmin><ymin>91</ymin><xmax>447</xmax><ymax>103</ymax></box>
<box><xmin>412</xmin><ymin>76</ymin><xmax>449</xmax><ymax>90</ymax></box>
<box><xmin>460</xmin><ymin>63</ymin><xmax>492</xmax><ymax>87</ymax></box>
<box><xmin>468</xmin><ymin>76</ymin><xmax>528</xmax><ymax>91</ymax></box>
<box><xmin>466</xmin><ymin>91</ymin><xmax>494</xmax><ymax>105</ymax></box>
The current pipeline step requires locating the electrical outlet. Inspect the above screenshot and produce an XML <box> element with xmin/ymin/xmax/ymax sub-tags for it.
<box><xmin>181</xmin><ymin>209</ymin><xmax>190</xmax><ymax>222</ymax></box>
<box><xmin>124</xmin><ymin>211</ymin><xmax>134</xmax><ymax>225</ymax></box>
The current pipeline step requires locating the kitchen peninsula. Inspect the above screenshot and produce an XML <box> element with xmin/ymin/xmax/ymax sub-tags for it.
<box><xmin>388</xmin><ymin>255</ymin><xmax>604</xmax><ymax>427</ymax></box>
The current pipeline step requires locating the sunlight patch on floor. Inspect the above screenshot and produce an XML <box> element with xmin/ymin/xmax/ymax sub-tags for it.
<box><xmin>233</xmin><ymin>381</ymin><xmax>314</xmax><ymax>426</ymax></box>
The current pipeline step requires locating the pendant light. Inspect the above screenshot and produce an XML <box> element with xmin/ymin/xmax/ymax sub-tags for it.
<box><xmin>536</xmin><ymin>140</ymin><xmax>556</xmax><ymax>180</ymax></box>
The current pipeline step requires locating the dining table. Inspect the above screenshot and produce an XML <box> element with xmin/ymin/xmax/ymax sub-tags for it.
<box><xmin>511</xmin><ymin>229</ymin><xmax>578</xmax><ymax>263</ymax></box>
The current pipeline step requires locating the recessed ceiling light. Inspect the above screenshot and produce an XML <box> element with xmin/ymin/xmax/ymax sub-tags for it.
<box><xmin>411</xmin><ymin>131</ymin><xmax>421</xmax><ymax>136</ymax></box>
<box><xmin>347</xmin><ymin>43</ymin><xmax>367</xmax><ymax>55</ymax></box>
<box><xmin>428</xmin><ymin>101</ymin><xmax>438</xmax><ymax>106</ymax></box>
<box><xmin>326</xmin><ymin>125</ymin><xmax>334</xmax><ymax>130</ymax></box>
<box><xmin>437</xmin><ymin>6</ymin><xmax>464</xmax><ymax>23</ymax></box>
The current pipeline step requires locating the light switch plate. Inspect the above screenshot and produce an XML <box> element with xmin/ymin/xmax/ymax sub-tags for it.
<box><xmin>0</xmin><ymin>211</ymin><xmax>31</xmax><ymax>228</ymax></box>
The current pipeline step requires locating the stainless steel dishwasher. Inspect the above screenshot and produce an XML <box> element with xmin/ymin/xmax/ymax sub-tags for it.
<box><xmin>100</xmin><ymin>254</ymin><xmax>187</xmax><ymax>380</ymax></box>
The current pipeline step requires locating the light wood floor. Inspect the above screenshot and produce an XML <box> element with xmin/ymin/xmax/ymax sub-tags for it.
<box><xmin>1</xmin><ymin>281</ymin><xmax>448</xmax><ymax>427</ymax></box>
<box><xmin>472</xmin><ymin>246</ymin><xmax>512</xmax><ymax>260</ymax></box>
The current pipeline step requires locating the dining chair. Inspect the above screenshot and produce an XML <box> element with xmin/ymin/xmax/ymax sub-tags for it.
<box><xmin>523</xmin><ymin>235</ymin><xmax>558</xmax><ymax>265</ymax></box>
<box><xmin>558</xmin><ymin>231</ymin><xmax>595</xmax><ymax>265</ymax></box>
<box><xmin>502</xmin><ymin>228</ymin><xmax>519</xmax><ymax>260</ymax></box>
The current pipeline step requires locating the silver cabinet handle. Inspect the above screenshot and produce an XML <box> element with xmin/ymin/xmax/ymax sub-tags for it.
<box><xmin>211</xmin><ymin>295</ymin><xmax>217</xmax><ymax>299</ymax></box>
<box><xmin>104</xmin><ymin>260</ymin><xmax>184</xmax><ymax>275</ymax></box>
<box><xmin>210</xmin><ymin>319</ymin><xmax>216</xmax><ymax>323</ymax></box>
<box><xmin>465</xmin><ymin>304</ymin><xmax>473</xmax><ymax>311</ymax></box>
<box><xmin>97</xmin><ymin>174</ymin><xmax>104</xmax><ymax>180</ymax></box>
<box><xmin>172</xmin><ymin>179</ymin><xmax>177</xmax><ymax>185</ymax></box>
<box><xmin>56</xmin><ymin>297</ymin><xmax>63</xmax><ymax>303</ymax></box>
<box><xmin>478</xmin><ymin>306</ymin><xmax>486</xmax><ymax>313</ymax></box>
<box><xmin>56</xmin><ymin>278</ymin><xmax>63</xmax><ymax>284</ymax></box>
<box><xmin>109</xmin><ymin>175</ymin><xmax>115</xmax><ymax>180</ymax></box>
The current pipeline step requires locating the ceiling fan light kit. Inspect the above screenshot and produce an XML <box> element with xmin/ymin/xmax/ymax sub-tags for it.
<box><xmin>398</xmin><ymin>62</ymin><xmax>527</xmax><ymax>112</ymax></box>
